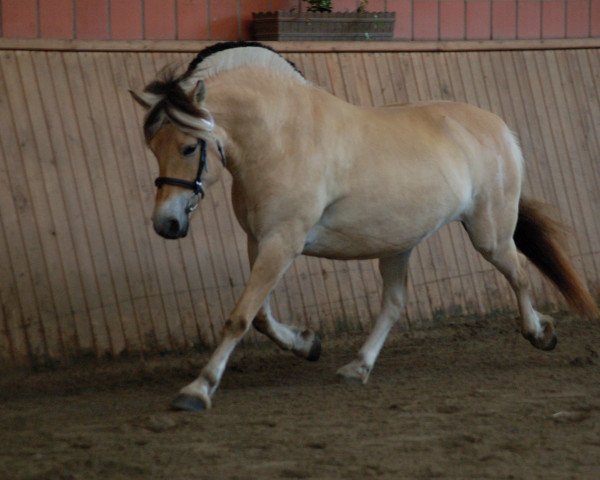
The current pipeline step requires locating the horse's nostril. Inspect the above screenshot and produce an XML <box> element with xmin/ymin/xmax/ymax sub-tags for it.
<box><xmin>167</xmin><ymin>219</ymin><xmax>180</xmax><ymax>236</ymax></box>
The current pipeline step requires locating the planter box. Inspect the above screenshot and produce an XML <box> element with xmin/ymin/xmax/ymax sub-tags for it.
<box><xmin>252</xmin><ymin>11</ymin><xmax>396</xmax><ymax>41</ymax></box>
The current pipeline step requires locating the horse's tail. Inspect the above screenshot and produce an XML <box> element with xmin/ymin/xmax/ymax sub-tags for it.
<box><xmin>513</xmin><ymin>197</ymin><xmax>598</xmax><ymax>319</ymax></box>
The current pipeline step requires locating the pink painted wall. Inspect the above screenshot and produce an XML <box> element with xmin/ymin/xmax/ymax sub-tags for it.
<box><xmin>1</xmin><ymin>0</ymin><xmax>598</xmax><ymax>41</ymax></box>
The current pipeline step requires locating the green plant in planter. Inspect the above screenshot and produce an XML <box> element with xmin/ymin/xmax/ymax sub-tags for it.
<box><xmin>304</xmin><ymin>0</ymin><xmax>332</xmax><ymax>13</ymax></box>
<box><xmin>304</xmin><ymin>1</ymin><xmax>372</xmax><ymax>13</ymax></box>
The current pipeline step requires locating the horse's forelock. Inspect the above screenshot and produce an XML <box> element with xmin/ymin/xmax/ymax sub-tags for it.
<box><xmin>142</xmin><ymin>75</ymin><xmax>212</xmax><ymax>141</ymax></box>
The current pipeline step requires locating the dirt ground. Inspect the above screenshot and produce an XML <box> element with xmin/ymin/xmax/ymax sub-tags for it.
<box><xmin>1</xmin><ymin>313</ymin><xmax>599</xmax><ymax>480</ymax></box>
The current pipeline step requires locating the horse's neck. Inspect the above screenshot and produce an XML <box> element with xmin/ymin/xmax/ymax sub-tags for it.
<box><xmin>205</xmin><ymin>69</ymin><xmax>306</xmax><ymax>173</ymax></box>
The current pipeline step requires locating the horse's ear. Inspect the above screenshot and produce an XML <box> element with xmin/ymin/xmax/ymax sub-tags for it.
<box><xmin>192</xmin><ymin>80</ymin><xmax>206</xmax><ymax>105</ymax></box>
<box><xmin>129</xmin><ymin>89</ymin><xmax>158</xmax><ymax>110</ymax></box>
<box><xmin>198</xmin><ymin>107</ymin><xmax>215</xmax><ymax>131</ymax></box>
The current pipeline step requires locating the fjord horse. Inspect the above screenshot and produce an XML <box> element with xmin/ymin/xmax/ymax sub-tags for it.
<box><xmin>131</xmin><ymin>42</ymin><xmax>598</xmax><ymax>411</ymax></box>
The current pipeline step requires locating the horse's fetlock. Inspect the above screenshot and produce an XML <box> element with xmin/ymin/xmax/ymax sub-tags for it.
<box><xmin>223</xmin><ymin>317</ymin><xmax>249</xmax><ymax>336</ymax></box>
<box><xmin>200</xmin><ymin>369</ymin><xmax>219</xmax><ymax>389</ymax></box>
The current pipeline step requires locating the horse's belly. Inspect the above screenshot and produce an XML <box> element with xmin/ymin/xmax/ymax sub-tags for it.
<box><xmin>302</xmin><ymin>194</ymin><xmax>468</xmax><ymax>260</ymax></box>
<box><xmin>302</xmin><ymin>223</ymin><xmax>429</xmax><ymax>260</ymax></box>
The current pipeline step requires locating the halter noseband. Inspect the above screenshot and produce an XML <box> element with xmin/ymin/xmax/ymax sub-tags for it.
<box><xmin>154</xmin><ymin>140</ymin><xmax>208</xmax><ymax>198</ymax></box>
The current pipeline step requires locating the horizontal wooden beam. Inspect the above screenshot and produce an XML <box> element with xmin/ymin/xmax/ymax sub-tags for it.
<box><xmin>0</xmin><ymin>38</ymin><xmax>599</xmax><ymax>53</ymax></box>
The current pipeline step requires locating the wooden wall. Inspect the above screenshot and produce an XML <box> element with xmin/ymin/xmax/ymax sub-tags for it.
<box><xmin>1</xmin><ymin>41</ymin><xmax>599</xmax><ymax>366</ymax></box>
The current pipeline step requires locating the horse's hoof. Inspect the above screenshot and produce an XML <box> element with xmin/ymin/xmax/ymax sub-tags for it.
<box><xmin>293</xmin><ymin>330</ymin><xmax>322</xmax><ymax>362</ymax></box>
<box><xmin>526</xmin><ymin>332</ymin><xmax>558</xmax><ymax>351</ymax></box>
<box><xmin>525</xmin><ymin>316</ymin><xmax>557</xmax><ymax>351</ymax></box>
<box><xmin>543</xmin><ymin>334</ymin><xmax>558</xmax><ymax>351</ymax></box>
<box><xmin>170</xmin><ymin>394</ymin><xmax>208</xmax><ymax>412</ymax></box>
<box><xmin>306</xmin><ymin>332</ymin><xmax>322</xmax><ymax>362</ymax></box>
<box><xmin>336</xmin><ymin>360</ymin><xmax>370</xmax><ymax>385</ymax></box>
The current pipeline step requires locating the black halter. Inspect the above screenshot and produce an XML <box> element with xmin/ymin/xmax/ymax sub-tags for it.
<box><xmin>155</xmin><ymin>140</ymin><xmax>208</xmax><ymax>198</ymax></box>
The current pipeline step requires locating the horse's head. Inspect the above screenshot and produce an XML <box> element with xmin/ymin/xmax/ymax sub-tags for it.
<box><xmin>130</xmin><ymin>75</ymin><xmax>223</xmax><ymax>239</ymax></box>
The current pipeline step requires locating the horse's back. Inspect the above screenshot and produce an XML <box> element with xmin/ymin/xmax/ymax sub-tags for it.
<box><xmin>367</xmin><ymin>100</ymin><xmax>523</xmax><ymax>202</ymax></box>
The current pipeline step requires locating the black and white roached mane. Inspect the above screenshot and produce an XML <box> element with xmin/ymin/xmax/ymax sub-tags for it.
<box><xmin>134</xmin><ymin>41</ymin><xmax>305</xmax><ymax>142</ymax></box>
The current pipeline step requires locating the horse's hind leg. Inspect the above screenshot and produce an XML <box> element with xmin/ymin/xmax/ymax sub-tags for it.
<box><xmin>248</xmin><ymin>237</ymin><xmax>321</xmax><ymax>361</ymax></box>
<box><xmin>253</xmin><ymin>295</ymin><xmax>321</xmax><ymax>361</ymax></box>
<box><xmin>337</xmin><ymin>251</ymin><xmax>411</xmax><ymax>384</ymax></box>
<box><xmin>464</xmin><ymin>211</ymin><xmax>557</xmax><ymax>350</ymax></box>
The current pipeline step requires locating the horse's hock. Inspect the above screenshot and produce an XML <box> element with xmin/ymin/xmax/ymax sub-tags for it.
<box><xmin>1</xmin><ymin>40</ymin><xmax>600</xmax><ymax>367</ymax></box>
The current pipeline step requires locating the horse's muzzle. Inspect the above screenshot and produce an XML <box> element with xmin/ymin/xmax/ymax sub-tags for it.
<box><xmin>154</xmin><ymin>217</ymin><xmax>189</xmax><ymax>239</ymax></box>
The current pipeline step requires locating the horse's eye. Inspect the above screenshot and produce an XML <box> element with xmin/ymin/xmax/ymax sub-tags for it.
<box><xmin>182</xmin><ymin>144</ymin><xmax>198</xmax><ymax>157</ymax></box>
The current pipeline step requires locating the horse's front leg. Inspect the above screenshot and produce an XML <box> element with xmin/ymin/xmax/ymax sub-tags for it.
<box><xmin>171</xmin><ymin>228</ymin><xmax>304</xmax><ymax>411</ymax></box>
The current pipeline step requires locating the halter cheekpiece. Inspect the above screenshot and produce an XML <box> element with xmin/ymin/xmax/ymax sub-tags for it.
<box><xmin>154</xmin><ymin>139</ymin><xmax>208</xmax><ymax>198</ymax></box>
